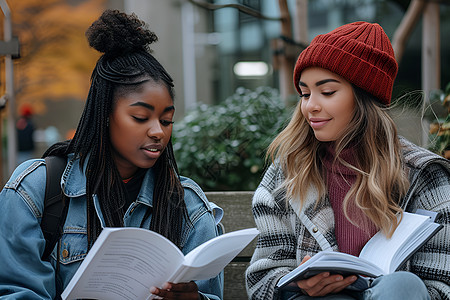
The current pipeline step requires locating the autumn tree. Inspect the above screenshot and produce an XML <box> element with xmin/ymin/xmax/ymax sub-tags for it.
<box><xmin>1</xmin><ymin>0</ymin><xmax>104</xmax><ymax>115</ymax></box>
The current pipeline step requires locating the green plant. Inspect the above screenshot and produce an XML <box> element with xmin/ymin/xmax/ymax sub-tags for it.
<box><xmin>173</xmin><ymin>87</ymin><xmax>291</xmax><ymax>191</ymax></box>
<box><xmin>428</xmin><ymin>82</ymin><xmax>450</xmax><ymax>159</ymax></box>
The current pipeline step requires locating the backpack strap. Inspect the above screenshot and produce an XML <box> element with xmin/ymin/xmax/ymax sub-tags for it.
<box><xmin>41</xmin><ymin>156</ymin><xmax>69</xmax><ymax>261</ymax></box>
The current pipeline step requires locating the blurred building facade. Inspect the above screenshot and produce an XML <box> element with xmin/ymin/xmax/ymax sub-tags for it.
<box><xmin>107</xmin><ymin>0</ymin><xmax>449</xmax><ymax>146</ymax></box>
<box><xmin>109</xmin><ymin>1</ymin><xmax>449</xmax><ymax>105</ymax></box>
<box><xmin>3</xmin><ymin>0</ymin><xmax>449</xmax><ymax>181</ymax></box>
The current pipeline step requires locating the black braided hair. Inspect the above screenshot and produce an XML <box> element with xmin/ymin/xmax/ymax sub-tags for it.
<box><xmin>44</xmin><ymin>9</ymin><xmax>188</xmax><ymax>249</ymax></box>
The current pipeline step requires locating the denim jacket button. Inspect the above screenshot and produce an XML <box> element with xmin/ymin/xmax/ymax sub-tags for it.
<box><xmin>62</xmin><ymin>249</ymin><xmax>69</xmax><ymax>258</ymax></box>
<box><xmin>312</xmin><ymin>227</ymin><xmax>319</xmax><ymax>233</ymax></box>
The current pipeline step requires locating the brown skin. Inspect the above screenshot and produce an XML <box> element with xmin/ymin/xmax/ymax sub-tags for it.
<box><xmin>109</xmin><ymin>81</ymin><xmax>175</xmax><ymax>179</ymax></box>
<box><xmin>150</xmin><ymin>282</ymin><xmax>200</xmax><ymax>299</ymax></box>
<box><xmin>296</xmin><ymin>256</ymin><xmax>358</xmax><ymax>297</ymax></box>
<box><xmin>110</xmin><ymin>81</ymin><xmax>200</xmax><ymax>297</ymax></box>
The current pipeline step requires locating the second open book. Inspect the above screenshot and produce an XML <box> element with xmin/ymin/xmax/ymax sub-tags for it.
<box><xmin>277</xmin><ymin>210</ymin><xmax>442</xmax><ymax>291</ymax></box>
<box><xmin>61</xmin><ymin>227</ymin><xmax>259</xmax><ymax>300</ymax></box>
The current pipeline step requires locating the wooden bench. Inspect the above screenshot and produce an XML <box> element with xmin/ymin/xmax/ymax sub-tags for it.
<box><xmin>205</xmin><ymin>191</ymin><xmax>256</xmax><ymax>300</ymax></box>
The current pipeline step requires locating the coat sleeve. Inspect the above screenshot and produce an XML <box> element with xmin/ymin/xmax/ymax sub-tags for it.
<box><xmin>407</xmin><ymin>162</ymin><xmax>450</xmax><ymax>299</ymax></box>
<box><xmin>245</xmin><ymin>165</ymin><xmax>299</xmax><ymax>300</ymax></box>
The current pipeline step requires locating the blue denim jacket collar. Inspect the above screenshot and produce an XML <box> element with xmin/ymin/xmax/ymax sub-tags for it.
<box><xmin>63</xmin><ymin>153</ymin><xmax>156</xmax><ymax>207</ymax></box>
<box><xmin>61</xmin><ymin>153</ymin><xmax>86</xmax><ymax>198</ymax></box>
<box><xmin>61</xmin><ymin>154</ymin><xmax>224</xmax><ymax>226</ymax></box>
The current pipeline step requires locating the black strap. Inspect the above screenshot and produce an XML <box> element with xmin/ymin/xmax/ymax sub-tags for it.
<box><xmin>41</xmin><ymin>156</ymin><xmax>69</xmax><ymax>261</ymax></box>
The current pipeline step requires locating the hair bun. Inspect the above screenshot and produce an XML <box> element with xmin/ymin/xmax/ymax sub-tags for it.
<box><xmin>86</xmin><ymin>9</ymin><xmax>158</xmax><ymax>57</ymax></box>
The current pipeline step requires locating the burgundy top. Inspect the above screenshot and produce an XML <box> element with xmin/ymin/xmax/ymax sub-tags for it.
<box><xmin>322</xmin><ymin>144</ymin><xmax>377</xmax><ymax>256</ymax></box>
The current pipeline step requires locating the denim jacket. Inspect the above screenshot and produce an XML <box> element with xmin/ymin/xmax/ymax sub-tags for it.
<box><xmin>0</xmin><ymin>154</ymin><xmax>224</xmax><ymax>299</ymax></box>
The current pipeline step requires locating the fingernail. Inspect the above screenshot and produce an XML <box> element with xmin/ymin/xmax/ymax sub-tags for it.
<box><xmin>150</xmin><ymin>287</ymin><xmax>157</xmax><ymax>294</ymax></box>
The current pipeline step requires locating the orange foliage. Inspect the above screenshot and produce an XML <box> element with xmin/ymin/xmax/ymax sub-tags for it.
<box><xmin>0</xmin><ymin>0</ymin><xmax>105</xmax><ymax>115</ymax></box>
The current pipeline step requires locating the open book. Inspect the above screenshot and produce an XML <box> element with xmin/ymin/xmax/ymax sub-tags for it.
<box><xmin>276</xmin><ymin>210</ymin><xmax>442</xmax><ymax>291</ymax></box>
<box><xmin>61</xmin><ymin>227</ymin><xmax>259</xmax><ymax>300</ymax></box>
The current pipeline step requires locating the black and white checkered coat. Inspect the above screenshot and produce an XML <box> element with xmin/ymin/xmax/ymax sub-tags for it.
<box><xmin>245</xmin><ymin>137</ymin><xmax>450</xmax><ymax>299</ymax></box>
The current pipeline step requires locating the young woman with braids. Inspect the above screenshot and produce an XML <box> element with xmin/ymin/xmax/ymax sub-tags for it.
<box><xmin>0</xmin><ymin>10</ymin><xmax>223</xmax><ymax>300</ymax></box>
<box><xmin>245</xmin><ymin>22</ymin><xmax>450</xmax><ymax>299</ymax></box>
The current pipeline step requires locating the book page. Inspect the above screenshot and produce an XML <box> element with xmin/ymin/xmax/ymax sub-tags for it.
<box><xmin>391</xmin><ymin>221</ymin><xmax>441</xmax><ymax>267</ymax></box>
<box><xmin>278</xmin><ymin>211</ymin><xmax>442</xmax><ymax>291</ymax></box>
<box><xmin>276</xmin><ymin>251</ymin><xmax>384</xmax><ymax>289</ymax></box>
<box><xmin>359</xmin><ymin>212</ymin><xmax>430</xmax><ymax>273</ymax></box>
<box><xmin>62</xmin><ymin>228</ymin><xmax>185</xmax><ymax>300</ymax></box>
<box><xmin>168</xmin><ymin>228</ymin><xmax>259</xmax><ymax>283</ymax></box>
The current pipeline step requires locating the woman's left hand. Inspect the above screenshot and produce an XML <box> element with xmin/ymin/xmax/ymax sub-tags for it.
<box><xmin>150</xmin><ymin>281</ymin><xmax>200</xmax><ymax>299</ymax></box>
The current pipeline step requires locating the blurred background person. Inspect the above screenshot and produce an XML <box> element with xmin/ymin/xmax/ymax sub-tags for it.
<box><xmin>16</xmin><ymin>103</ymin><xmax>35</xmax><ymax>164</ymax></box>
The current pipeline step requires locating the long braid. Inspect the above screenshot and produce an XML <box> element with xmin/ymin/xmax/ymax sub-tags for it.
<box><xmin>52</xmin><ymin>10</ymin><xmax>189</xmax><ymax>250</ymax></box>
<box><xmin>147</xmin><ymin>141</ymin><xmax>187</xmax><ymax>247</ymax></box>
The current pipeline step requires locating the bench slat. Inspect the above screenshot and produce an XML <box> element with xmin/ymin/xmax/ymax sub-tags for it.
<box><xmin>223</xmin><ymin>262</ymin><xmax>250</xmax><ymax>300</ymax></box>
<box><xmin>206</xmin><ymin>191</ymin><xmax>256</xmax><ymax>257</ymax></box>
<box><xmin>205</xmin><ymin>191</ymin><xmax>255</xmax><ymax>299</ymax></box>
<box><xmin>205</xmin><ymin>191</ymin><xmax>255</xmax><ymax>231</ymax></box>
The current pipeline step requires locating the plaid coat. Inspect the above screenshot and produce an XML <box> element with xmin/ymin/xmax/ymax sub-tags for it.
<box><xmin>245</xmin><ymin>137</ymin><xmax>450</xmax><ymax>299</ymax></box>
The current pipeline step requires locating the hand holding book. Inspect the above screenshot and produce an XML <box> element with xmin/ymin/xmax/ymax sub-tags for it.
<box><xmin>62</xmin><ymin>227</ymin><xmax>259</xmax><ymax>300</ymax></box>
<box><xmin>276</xmin><ymin>210</ymin><xmax>442</xmax><ymax>292</ymax></box>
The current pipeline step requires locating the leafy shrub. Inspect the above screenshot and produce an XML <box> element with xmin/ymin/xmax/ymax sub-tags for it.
<box><xmin>173</xmin><ymin>87</ymin><xmax>291</xmax><ymax>191</ymax></box>
<box><xmin>428</xmin><ymin>82</ymin><xmax>450</xmax><ymax>159</ymax></box>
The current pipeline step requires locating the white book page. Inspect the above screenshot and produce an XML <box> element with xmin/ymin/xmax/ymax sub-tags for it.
<box><xmin>359</xmin><ymin>212</ymin><xmax>429</xmax><ymax>274</ymax></box>
<box><xmin>277</xmin><ymin>251</ymin><xmax>384</xmax><ymax>288</ymax></box>
<box><xmin>168</xmin><ymin>228</ymin><xmax>259</xmax><ymax>283</ymax></box>
<box><xmin>62</xmin><ymin>228</ymin><xmax>185</xmax><ymax>300</ymax></box>
<box><xmin>308</xmin><ymin>252</ymin><xmax>383</xmax><ymax>275</ymax></box>
<box><xmin>390</xmin><ymin>221</ymin><xmax>440</xmax><ymax>269</ymax></box>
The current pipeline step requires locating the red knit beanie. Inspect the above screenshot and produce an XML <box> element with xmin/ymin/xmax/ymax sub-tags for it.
<box><xmin>293</xmin><ymin>21</ymin><xmax>398</xmax><ymax>105</ymax></box>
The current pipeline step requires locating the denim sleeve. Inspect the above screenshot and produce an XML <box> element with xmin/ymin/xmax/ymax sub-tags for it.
<box><xmin>182</xmin><ymin>188</ymin><xmax>224</xmax><ymax>300</ymax></box>
<box><xmin>0</xmin><ymin>164</ymin><xmax>56</xmax><ymax>299</ymax></box>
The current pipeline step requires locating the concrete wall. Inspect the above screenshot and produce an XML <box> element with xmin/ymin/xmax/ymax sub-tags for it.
<box><xmin>123</xmin><ymin>0</ymin><xmax>216</xmax><ymax>120</ymax></box>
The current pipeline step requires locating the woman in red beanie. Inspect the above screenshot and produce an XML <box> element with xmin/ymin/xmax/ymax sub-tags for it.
<box><xmin>246</xmin><ymin>21</ymin><xmax>449</xmax><ymax>299</ymax></box>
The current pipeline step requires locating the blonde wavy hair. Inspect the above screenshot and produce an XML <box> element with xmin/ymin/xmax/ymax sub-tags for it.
<box><xmin>267</xmin><ymin>86</ymin><xmax>410</xmax><ymax>237</ymax></box>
